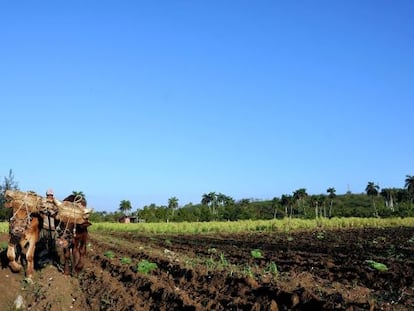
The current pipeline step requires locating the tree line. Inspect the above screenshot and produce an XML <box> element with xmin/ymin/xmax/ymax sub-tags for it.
<box><xmin>92</xmin><ymin>175</ymin><xmax>414</xmax><ymax>222</ymax></box>
<box><xmin>1</xmin><ymin>170</ymin><xmax>413</xmax><ymax>222</ymax></box>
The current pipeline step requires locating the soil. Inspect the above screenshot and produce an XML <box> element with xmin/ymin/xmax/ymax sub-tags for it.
<box><xmin>1</xmin><ymin>226</ymin><xmax>414</xmax><ymax>310</ymax></box>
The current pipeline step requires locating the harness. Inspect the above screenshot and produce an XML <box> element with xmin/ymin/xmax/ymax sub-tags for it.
<box><xmin>54</xmin><ymin>197</ymin><xmax>84</xmax><ymax>249</ymax></box>
<box><xmin>9</xmin><ymin>192</ymin><xmax>33</xmax><ymax>236</ymax></box>
<box><xmin>9</xmin><ymin>192</ymin><xmax>85</xmax><ymax>250</ymax></box>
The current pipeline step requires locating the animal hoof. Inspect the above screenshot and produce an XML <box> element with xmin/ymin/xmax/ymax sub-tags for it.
<box><xmin>9</xmin><ymin>262</ymin><xmax>23</xmax><ymax>273</ymax></box>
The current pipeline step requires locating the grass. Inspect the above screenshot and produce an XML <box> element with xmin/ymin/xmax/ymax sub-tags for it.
<box><xmin>86</xmin><ymin>217</ymin><xmax>414</xmax><ymax>235</ymax></box>
<box><xmin>1</xmin><ymin>217</ymin><xmax>413</xmax><ymax>236</ymax></box>
<box><xmin>0</xmin><ymin>222</ymin><xmax>8</xmax><ymax>233</ymax></box>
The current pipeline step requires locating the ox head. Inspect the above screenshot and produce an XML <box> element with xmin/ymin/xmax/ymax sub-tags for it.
<box><xmin>9</xmin><ymin>209</ymin><xmax>31</xmax><ymax>237</ymax></box>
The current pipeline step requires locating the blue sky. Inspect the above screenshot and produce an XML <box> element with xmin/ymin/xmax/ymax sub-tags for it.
<box><xmin>1</xmin><ymin>1</ymin><xmax>413</xmax><ymax>212</ymax></box>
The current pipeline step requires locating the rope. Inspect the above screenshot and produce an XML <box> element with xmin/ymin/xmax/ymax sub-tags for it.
<box><xmin>71</xmin><ymin>195</ymin><xmax>84</xmax><ymax>237</ymax></box>
<box><xmin>60</xmin><ymin>195</ymin><xmax>81</xmax><ymax>238</ymax></box>
<box><xmin>10</xmin><ymin>191</ymin><xmax>32</xmax><ymax>230</ymax></box>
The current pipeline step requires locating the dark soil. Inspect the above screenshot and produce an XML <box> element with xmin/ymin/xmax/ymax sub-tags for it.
<box><xmin>1</xmin><ymin>226</ymin><xmax>414</xmax><ymax>310</ymax></box>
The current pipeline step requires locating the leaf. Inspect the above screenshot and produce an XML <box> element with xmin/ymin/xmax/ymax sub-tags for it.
<box><xmin>251</xmin><ymin>249</ymin><xmax>263</xmax><ymax>259</ymax></box>
<box><xmin>365</xmin><ymin>260</ymin><xmax>388</xmax><ymax>272</ymax></box>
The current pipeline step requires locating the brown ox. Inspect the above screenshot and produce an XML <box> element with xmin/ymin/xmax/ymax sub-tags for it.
<box><xmin>5</xmin><ymin>190</ymin><xmax>91</xmax><ymax>279</ymax></box>
<box><xmin>55</xmin><ymin>194</ymin><xmax>91</xmax><ymax>275</ymax></box>
<box><xmin>5</xmin><ymin>191</ymin><xmax>42</xmax><ymax>280</ymax></box>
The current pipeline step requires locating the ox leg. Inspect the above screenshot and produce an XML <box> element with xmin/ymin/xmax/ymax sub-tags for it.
<box><xmin>74</xmin><ymin>237</ymin><xmax>87</xmax><ymax>273</ymax></box>
<box><xmin>63</xmin><ymin>247</ymin><xmax>71</xmax><ymax>275</ymax></box>
<box><xmin>73</xmin><ymin>244</ymin><xmax>82</xmax><ymax>273</ymax></box>
<box><xmin>24</xmin><ymin>234</ymin><xmax>38</xmax><ymax>279</ymax></box>
<box><xmin>7</xmin><ymin>243</ymin><xmax>22</xmax><ymax>272</ymax></box>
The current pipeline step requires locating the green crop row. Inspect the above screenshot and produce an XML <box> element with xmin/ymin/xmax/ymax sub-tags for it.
<box><xmin>1</xmin><ymin>217</ymin><xmax>412</xmax><ymax>236</ymax></box>
<box><xmin>88</xmin><ymin>217</ymin><xmax>414</xmax><ymax>234</ymax></box>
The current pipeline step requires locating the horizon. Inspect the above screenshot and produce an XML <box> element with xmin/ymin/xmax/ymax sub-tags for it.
<box><xmin>3</xmin><ymin>169</ymin><xmax>411</xmax><ymax>212</ymax></box>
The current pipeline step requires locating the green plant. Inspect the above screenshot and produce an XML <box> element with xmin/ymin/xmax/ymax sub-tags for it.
<box><xmin>365</xmin><ymin>260</ymin><xmax>388</xmax><ymax>272</ymax></box>
<box><xmin>207</xmin><ymin>247</ymin><xmax>217</xmax><ymax>254</ymax></box>
<box><xmin>137</xmin><ymin>260</ymin><xmax>158</xmax><ymax>274</ymax></box>
<box><xmin>243</xmin><ymin>265</ymin><xmax>254</xmax><ymax>278</ymax></box>
<box><xmin>219</xmin><ymin>253</ymin><xmax>229</xmax><ymax>267</ymax></box>
<box><xmin>120</xmin><ymin>257</ymin><xmax>132</xmax><ymax>265</ymax></box>
<box><xmin>316</xmin><ymin>232</ymin><xmax>325</xmax><ymax>240</ymax></box>
<box><xmin>251</xmin><ymin>249</ymin><xmax>263</xmax><ymax>259</ymax></box>
<box><xmin>104</xmin><ymin>250</ymin><xmax>115</xmax><ymax>259</ymax></box>
<box><xmin>88</xmin><ymin>218</ymin><xmax>414</xmax><ymax>235</ymax></box>
<box><xmin>205</xmin><ymin>258</ymin><xmax>216</xmax><ymax>269</ymax></box>
<box><xmin>264</xmin><ymin>261</ymin><xmax>279</xmax><ymax>277</ymax></box>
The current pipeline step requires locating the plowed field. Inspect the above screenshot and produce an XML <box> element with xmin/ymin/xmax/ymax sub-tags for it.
<box><xmin>1</xmin><ymin>226</ymin><xmax>414</xmax><ymax>310</ymax></box>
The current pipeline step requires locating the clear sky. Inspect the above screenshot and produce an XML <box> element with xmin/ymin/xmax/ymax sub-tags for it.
<box><xmin>1</xmin><ymin>1</ymin><xmax>413</xmax><ymax>212</ymax></box>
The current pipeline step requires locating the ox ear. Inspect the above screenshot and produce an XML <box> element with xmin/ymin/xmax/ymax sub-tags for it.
<box><xmin>82</xmin><ymin>220</ymin><xmax>92</xmax><ymax>227</ymax></box>
<box><xmin>5</xmin><ymin>189</ymin><xmax>14</xmax><ymax>199</ymax></box>
<box><xmin>4</xmin><ymin>191</ymin><xmax>14</xmax><ymax>208</ymax></box>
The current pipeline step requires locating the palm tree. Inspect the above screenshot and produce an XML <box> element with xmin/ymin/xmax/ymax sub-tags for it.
<box><xmin>293</xmin><ymin>188</ymin><xmax>308</xmax><ymax>217</ymax></box>
<box><xmin>201</xmin><ymin>192</ymin><xmax>218</xmax><ymax>215</ymax></box>
<box><xmin>168</xmin><ymin>196</ymin><xmax>179</xmax><ymax>218</ymax></box>
<box><xmin>326</xmin><ymin>187</ymin><xmax>336</xmax><ymax>218</ymax></box>
<box><xmin>271</xmin><ymin>197</ymin><xmax>280</xmax><ymax>219</ymax></box>
<box><xmin>119</xmin><ymin>200</ymin><xmax>132</xmax><ymax>215</ymax></box>
<box><xmin>280</xmin><ymin>194</ymin><xmax>293</xmax><ymax>218</ymax></box>
<box><xmin>405</xmin><ymin>175</ymin><xmax>414</xmax><ymax>206</ymax></box>
<box><xmin>365</xmin><ymin>182</ymin><xmax>379</xmax><ymax>217</ymax></box>
<box><xmin>216</xmin><ymin>193</ymin><xmax>227</xmax><ymax>207</ymax></box>
<box><xmin>72</xmin><ymin>190</ymin><xmax>87</xmax><ymax>204</ymax></box>
<box><xmin>310</xmin><ymin>195</ymin><xmax>319</xmax><ymax>218</ymax></box>
<box><xmin>380</xmin><ymin>188</ymin><xmax>395</xmax><ymax>211</ymax></box>
<box><xmin>201</xmin><ymin>192</ymin><xmax>212</xmax><ymax>206</ymax></box>
<box><xmin>222</xmin><ymin>195</ymin><xmax>235</xmax><ymax>207</ymax></box>
<box><xmin>215</xmin><ymin>193</ymin><xmax>234</xmax><ymax>217</ymax></box>
<box><xmin>308</xmin><ymin>194</ymin><xmax>325</xmax><ymax>218</ymax></box>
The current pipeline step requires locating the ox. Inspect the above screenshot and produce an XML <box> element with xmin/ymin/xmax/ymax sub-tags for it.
<box><xmin>5</xmin><ymin>191</ymin><xmax>43</xmax><ymax>280</ymax></box>
<box><xmin>5</xmin><ymin>190</ymin><xmax>91</xmax><ymax>279</ymax></box>
<box><xmin>55</xmin><ymin>194</ymin><xmax>92</xmax><ymax>275</ymax></box>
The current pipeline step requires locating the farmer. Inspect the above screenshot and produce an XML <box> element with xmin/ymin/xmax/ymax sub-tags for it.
<box><xmin>36</xmin><ymin>189</ymin><xmax>61</xmax><ymax>267</ymax></box>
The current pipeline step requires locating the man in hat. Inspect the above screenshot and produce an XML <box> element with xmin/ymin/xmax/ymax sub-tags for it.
<box><xmin>36</xmin><ymin>189</ymin><xmax>61</xmax><ymax>267</ymax></box>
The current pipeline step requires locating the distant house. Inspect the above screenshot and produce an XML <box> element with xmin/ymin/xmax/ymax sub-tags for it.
<box><xmin>118</xmin><ymin>215</ymin><xmax>138</xmax><ymax>223</ymax></box>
